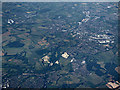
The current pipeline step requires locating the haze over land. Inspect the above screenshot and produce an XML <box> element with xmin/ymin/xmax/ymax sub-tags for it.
<box><xmin>2</xmin><ymin>2</ymin><xmax>119</xmax><ymax>88</ymax></box>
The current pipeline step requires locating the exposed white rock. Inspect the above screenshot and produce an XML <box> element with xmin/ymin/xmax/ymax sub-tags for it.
<box><xmin>107</xmin><ymin>6</ymin><xmax>111</xmax><ymax>8</ymax></box>
<box><xmin>42</xmin><ymin>56</ymin><xmax>50</xmax><ymax>63</ymax></box>
<box><xmin>61</xmin><ymin>52</ymin><xmax>69</xmax><ymax>59</ymax></box>
<box><xmin>81</xmin><ymin>60</ymin><xmax>86</xmax><ymax>64</ymax></box>
<box><xmin>8</xmin><ymin>19</ymin><xmax>14</xmax><ymax>24</ymax></box>
<box><xmin>78</xmin><ymin>22</ymin><xmax>82</xmax><ymax>25</ymax></box>
<box><xmin>55</xmin><ymin>60</ymin><xmax>59</xmax><ymax>64</ymax></box>
<box><xmin>50</xmin><ymin>63</ymin><xmax>53</xmax><ymax>66</ymax></box>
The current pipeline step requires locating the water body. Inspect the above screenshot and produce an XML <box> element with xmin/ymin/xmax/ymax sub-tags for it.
<box><xmin>105</xmin><ymin>63</ymin><xmax>118</xmax><ymax>80</ymax></box>
<box><xmin>7</xmin><ymin>41</ymin><xmax>25</xmax><ymax>48</ymax></box>
<box><xmin>39</xmin><ymin>8</ymin><xmax>51</xmax><ymax>13</ymax></box>
<box><xmin>35</xmin><ymin>48</ymin><xmax>50</xmax><ymax>56</ymax></box>
<box><xmin>86</xmin><ymin>61</ymin><xmax>106</xmax><ymax>76</ymax></box>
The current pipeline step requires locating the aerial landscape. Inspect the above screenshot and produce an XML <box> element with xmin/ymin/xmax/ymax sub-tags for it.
<box><xmin>1</xmin><ymin>2</ymin><xmax>120</xmax><ymax>88</ymax></box>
